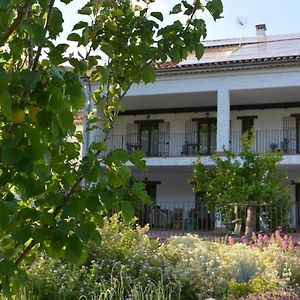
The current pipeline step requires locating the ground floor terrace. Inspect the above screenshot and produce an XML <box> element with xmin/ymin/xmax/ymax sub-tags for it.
<box><xmin>131</xmin><ymin>166</ymin><xmax>300</xmax><ymax>235</ymax></box>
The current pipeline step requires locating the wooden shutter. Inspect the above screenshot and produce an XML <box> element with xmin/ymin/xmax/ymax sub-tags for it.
<box><xmin>158</xmin><ymin>122</ymin><xmax>170</xmax><ymax>156</ymax></box>
<box><xmin>126</xmin><ymin>123</ymin><xmax>139</xmax><ymax>150</ymax></box>
<box><xmin>185</xmin><ymin>120</ymin><xmax>197</xmax><ymax>144</ymax></box>
<box><xmin>283</xmin><ymin>116</ymin><xmax>296</xmax><ymax>153</ymax></box>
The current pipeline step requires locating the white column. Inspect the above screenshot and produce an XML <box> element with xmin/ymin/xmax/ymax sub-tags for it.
<box><xmin>217</xmin><ymin>89</ymin><xmax>230</xmax><ymax>152</ymax></box>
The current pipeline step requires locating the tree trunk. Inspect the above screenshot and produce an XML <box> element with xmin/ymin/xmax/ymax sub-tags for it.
<box><xmin>245</xmin><ymin>205</ymin><xmax>256</xmax><ymax>241</ymax></box>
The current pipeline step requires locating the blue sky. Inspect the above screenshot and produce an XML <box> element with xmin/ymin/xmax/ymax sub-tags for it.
<box><xmin>57</xmin><ymin>0</ymin><xmax>300</xmax><ymax>42</ymax></box>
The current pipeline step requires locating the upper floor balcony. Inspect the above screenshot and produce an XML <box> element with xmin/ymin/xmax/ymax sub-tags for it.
<box><xmin>95</xmin><ymin>128</ymin><xmax>300</xmax><ymax>159</ymax></box>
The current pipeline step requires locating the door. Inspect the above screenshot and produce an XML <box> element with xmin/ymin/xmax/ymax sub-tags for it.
<box><xmin>195</xmin><ymin>193</ymin><xmax>215</xmax><ymax>230</ymax></box>
<box><xmin>143</xmin><ymin>183</ymin><xmax>158</xmax><ymax>227</ymax></box>
<box><xmin>140</xmin><ymin>122</ymin><xmax>159</xmax><ymax>156</ymax></box>
<box><xmin>198</xmin><ymin>120</ymin><xmax>217</xmax><ymax>155</ymax></box>
<box><xmin>242</xmin><ymin>118</ymin><xmax>254</xmax><ymax>135</ymax></box>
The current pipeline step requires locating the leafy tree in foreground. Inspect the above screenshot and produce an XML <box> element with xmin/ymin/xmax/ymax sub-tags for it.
<box><xmin>191</xmin><ymin>133</ymin><xmax>290</xmax><ymax>241</ymax></box>
<box><xmin>0</xmin><ymin>0</ymin><xmax>223</xmax><ymax>295</ymax></box>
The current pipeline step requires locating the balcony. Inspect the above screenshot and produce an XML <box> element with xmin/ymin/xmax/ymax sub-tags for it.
<box><xmin>94</xmin><ymin>129</ymin><xmax>299</xmax><ymax>157</ymax></box>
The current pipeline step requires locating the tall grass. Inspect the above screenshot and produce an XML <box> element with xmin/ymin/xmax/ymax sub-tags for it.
<box><xmin>1</xmin><ymin>278</ymin><xmax>176</xmax><ymax>300</ymax></box>
<box><xmin>79</xmin><ymin>275</ymin><xmax>176</xmax><ymax>300</ymax></box>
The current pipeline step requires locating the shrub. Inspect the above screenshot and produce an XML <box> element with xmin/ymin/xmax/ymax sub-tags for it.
<box><xmin>24</xmin><ymin>215</ymin><xmax>168</xmax><ymax>299</ymax></box>
<box><xmin>162</xmin><ymin>234</ymin><xmax>300</xmax><ymax>299</ymax></box>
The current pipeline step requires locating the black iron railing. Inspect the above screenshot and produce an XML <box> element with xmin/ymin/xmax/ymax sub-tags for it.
<box><xmin>134</xmin><ymin>201</ymin><xmax>300</xmax><ymax>234</ymax></box>
<box><xmin>230</xmin><ymin>129</ymin><xmax>298</xmax><ymax>154</ymax></box>
<box><xmin>95</xmin><ymin>129</ymin><xmax>299</xmax><ymax>157</ymax></box>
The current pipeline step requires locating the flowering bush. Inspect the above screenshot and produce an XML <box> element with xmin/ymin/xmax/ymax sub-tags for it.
<box><xmin>25</xmin><ymin>215</ymin><xmax>169</xmax><ymax>299</ymax></box>
<box><xmin>12</xmin><ymin>218</ymin><xmax>300</xmax><ymax>300</ymax></box>
<box><xmin>162</xmin><ymin>233</ymin><xmax>300</xmax><ymax>299</ymax></box>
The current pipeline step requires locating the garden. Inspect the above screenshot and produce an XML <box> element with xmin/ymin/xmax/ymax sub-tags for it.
<box><xmin>3</xmin><ymin>214</ymin><xmax>299</xmax><ymax>300</ymax></box>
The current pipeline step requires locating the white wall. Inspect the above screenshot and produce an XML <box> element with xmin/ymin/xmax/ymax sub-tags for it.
<box><xmin>133</xmin><ymin>168</ymin><xmax>195</xmax><ymax>218</ymax></box>
<box><xmin>110</xmin><ymin>107</ymin><xmax>300</xmax><ymax>136</ymax></box>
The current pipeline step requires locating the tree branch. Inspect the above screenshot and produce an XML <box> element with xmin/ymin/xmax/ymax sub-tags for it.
<box><xmin>15</xmin><ymin>240</ymin><xmax>37</xmax><ymax>266</ymax></box>
<box><xmin>32</xmin><ymin>0</ymin><xmax>56</xmax><ymax>70</ymax></box>
<box><xmin>2</xmin><ymin>3</ymin><xmax>30</xmax><ymax>43</ymax></box>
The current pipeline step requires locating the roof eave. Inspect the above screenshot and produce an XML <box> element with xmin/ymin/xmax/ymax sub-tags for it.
<box><xmin>155</xmin><ymin>56</ymin><xmax>300</xmax><ymax>76</ymax></box>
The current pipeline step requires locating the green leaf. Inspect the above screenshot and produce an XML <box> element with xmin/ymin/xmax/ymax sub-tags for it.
<box><xmin>0</xmin><ymin>259</ymin><xmax>17</xmax><ymax>276</ymax></box>
<box><xmin>75</xmin><ymin>222</ymin><xmax>96</xmax><ymax>243</ymax></box>
<box><xmin>38</xmin><ymin>0</ymin><xmax>48</xmax><ymax>10</ymax></box>
<box><xmin>21</xmin><ymin>20</ymin><xmax>45</xmax><ymax>44</ymax></box>
<box><xmin>91</xmin><ymin>141</ymin><xmax>107</xmax><ymax>152</ymax></box>
<box><xmin>73</xmin><ymin>21</ymin><xmax>89</xmax><ymax>31</ymax></box>
<box><xmin>129</xmin><ymin>150</ymin><xmax>147</xmax><ymax>171</ymax></box>
<box><xmin>206</xmin><ymin>0</ymin><xmax>223</xmax><ymax>21</ymax></box>
<box><xmin>48</xmin><ymin>43</ymin><xmax>69</xmax><ymax>65</ymax></box>
<box><xmin>50</xmin><ymin>236</ymin><xmax>66</xmax><ymax>253</ymax></box>
<box><xmin>0</xmin><ymin>90</ymin><xmax>11</xmax><ymax>119</ymax></box>
<box><xmin>67</xmin><ymin>81</ymin><xmax>85</xmax><ymax>109</ymax></box>
<box><xmin>1</xmin><ymin>145</ymin><xmax>23</xmax><ymax>165</ymax></box>
<box><xmin>121</xmin><ymin>201</ymin><xmax>134</xmax><ymax>222</ymax></box>
<box><xmin>60</xmin><ymin>0</ymin><xmax>73</xmax><ymax>3</ymax></box>
<box><xmin>11</xmin><ymin>226</ymin><xmax>31</xmax><ymax>244</ymax></box>
<box><xmin>170</xmin><ymin>3</ymin><xmax>182</xmax><ymax>14</ymax></box>
<box><xmin>151</xmin><ymin>12</ymin><xmax>163</xmax><ymax>22</ymax></box>
<box><xmin>0</xmin><ymin>202</ymin><xmax>9</xmax><ymax>229</ymax></box>
<box><xmin>67</xmin><ymin>33</ymin><xmax>81</xmax><ymax>42</ymax></box>
<box><xmin>20</xmin><ymin>70</ymin><xmax>40</xmax><ymax>91</ymax></box>
<box><xmin>105</xmin><ymin>19</ymin><xmax>118</xmax><ymax>32</ymax></box>
<box><xmin>65</xmin><ymin>234</ymin><xmax>83</xmax><ymax>264</ymax></box>
<box><xmin>96</xmin><ymin>66</ymin><xmax>109</xmax><ymax>83</ymax></box>
<box><xmin>131</xmin><ymin>182</ymin><xmax>151</xmax><ymax>204</ymax></box>
<box><xmin>58</xmin><ymin>110</ymin><xmax>75</xmax><ymax>133</ymax></box>
<box><xmin>101</xmin><ymin>42</ymin><xmax>114</xmax><ymax>58</ymax></box>
<box><xmin>141</xmin><ymin>64</ymin><xmax>156</xmax><ymax>83</ymax></box>
<box><xmin>48</xmin><ymin>7</ymin><xmax>64</xmax><ymax>39</ymax></box>
<box><xmin>195</xmin><ymin>43</ymin><xmax>205</xmax><ymax>60</ymax></box>
<box><xmin>37</xmin><ymin>110</ymin><xmax>52</xmax><ymax>128</ymax></box>
<box><xmin>50</xmin><ymin>65</ymin><xmax>63</xmax><ymax>80</ymax></box>
<box><xmin>78</xmin><ymin>6</ymin><xmax>92</xmax><ymax>15</ymax></box>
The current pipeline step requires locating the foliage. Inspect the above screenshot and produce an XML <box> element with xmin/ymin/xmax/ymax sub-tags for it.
<box><xmin>191</xmin><ymin>132</ymin><xmax>290</xmax><ymax>238</ymax></box>
<box><xmin>192</xmin><ymin>132</ymin><xmax>290</xmax><ymax>207</ymax></box>
<box><xmin>1</xmin><ymin>217</ymin><xmax>299</xmax><ymax>299</ymax></box>
<box><xmin>239</xmin><ymin>288</ymin><xmax>300</xmax><ymax>300</ymax></box>
<box><xmin>17</xmin><ymin>215</ymin><xmax>168</xmax><ymax>299</ymax></box>
<box><xmin>0</xmin><ymin>0</ymin><xmax>223</xmax><ymax>295</ymax></box>
<box><xmin>162</xmin><ymin>234</ymin><xmax>300</xmax><ymax>299</ymax></box>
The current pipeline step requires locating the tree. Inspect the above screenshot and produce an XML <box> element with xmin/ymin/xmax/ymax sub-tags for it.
<box><xmin>0</xmin><ymin>0</ymin><xmax>223</xmax><ymax>295</ymax></box>
<box><xmin>191</xmin><ymin>132</ymin><xmax>290</xmax><ymax>241</ymax></box>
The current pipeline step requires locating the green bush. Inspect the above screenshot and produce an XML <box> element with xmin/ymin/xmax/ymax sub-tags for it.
<box><xmin>23</xmin><ymin>214</ymin><xmax>168</xmax><ymax>299</ymax></box>
<box><xmin>161</xmin><ymin>234</ymin><xmax>300</xmax><ymax>299</ymax></box>
<box><xmin>3</xmin><ymin>217</ymin><xmax>299</xmax><ymax>300</ymax></box>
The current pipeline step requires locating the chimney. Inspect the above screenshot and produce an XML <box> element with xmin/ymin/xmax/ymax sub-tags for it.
<box><xmin>256</xmin><ymin>24</ymin><xmax>267</xmax><ymax>37</ymax></box>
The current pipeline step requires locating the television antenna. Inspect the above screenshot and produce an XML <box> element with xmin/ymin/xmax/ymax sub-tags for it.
<box><xmin>236</xmin><ymin>16</ymin><xmax>247</xmax><ymax>46</ymax></box>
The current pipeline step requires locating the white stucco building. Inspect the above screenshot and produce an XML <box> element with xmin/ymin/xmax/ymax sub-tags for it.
<box><xmin>84</xmin><ymin>25</ymin><xmax>300</xmax><ymax>233</ymax></box>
